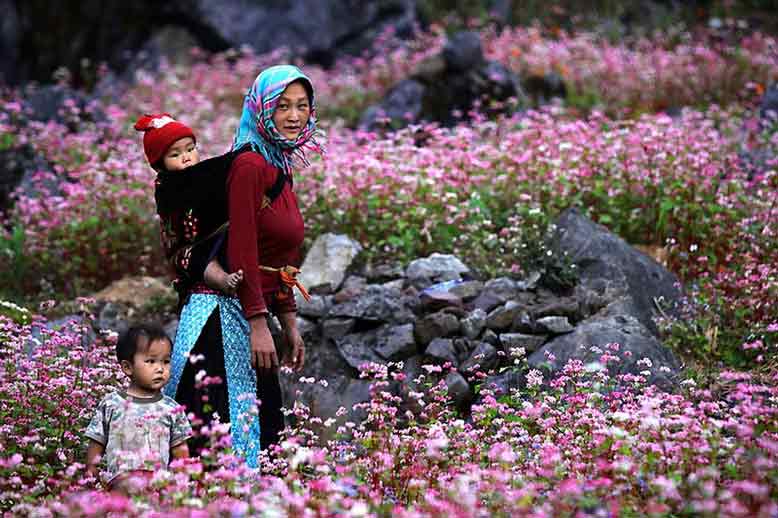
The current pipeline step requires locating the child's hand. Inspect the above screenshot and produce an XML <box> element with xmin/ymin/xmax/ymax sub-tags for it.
<box><xmin>224</xmin><ymin>269</ymin><xmax>243</xmax><ymax>294</ymax></box>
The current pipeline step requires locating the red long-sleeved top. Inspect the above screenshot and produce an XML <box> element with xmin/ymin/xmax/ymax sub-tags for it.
<box><xmin>226</xmin><ymin>151</ymin><xmax>304</xmax><ymax>319</ymax></box>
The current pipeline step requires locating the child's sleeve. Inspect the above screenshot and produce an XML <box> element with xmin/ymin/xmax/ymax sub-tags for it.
<box><xmin>84</xmin><ymin>398</ymin><xmax>109</xmax><ymax>445</ymax></box>
<box><xmin>169</xmin><ymin>404</ymin><xmax>193</xmax><ymax>447</ymax></box>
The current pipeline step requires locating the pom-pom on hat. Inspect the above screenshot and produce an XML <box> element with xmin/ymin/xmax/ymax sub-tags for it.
<box><xmin>134</xmin><ymin>113</ymin><xmax>196</xmax><ymax>166</ymax></box>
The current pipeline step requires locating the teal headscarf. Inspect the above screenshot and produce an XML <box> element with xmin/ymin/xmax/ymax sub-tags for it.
<box><xmin>232</xmin><ymin>64</ymin><xmax>322</xmax><ymax>175</ymax></box>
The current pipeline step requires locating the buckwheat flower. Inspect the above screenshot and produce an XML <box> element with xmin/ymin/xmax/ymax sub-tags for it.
<box><xmin>637</xmin><ymin>357</ymin><xmax>653</xmax><ymax>368</ymax></box>
<box><xmin>510</xmin><ymin>347</ymin><xmax>526</xmax><ymax>358</ymax></box>
<box><xmin>681</xmin><ymin>378</ymin><xmax>697</xmax><ymax>387</ymax></box>
<box><xmin>527</xmin><ymin>369</ymin><xmax>543</xmax><ymax>387</ymax></box>
<box><xmin>194</xmin><ymin>369</ymin><xmax>207</xmax><ymax>383</ymax></box>
<box><xmin>319</xmin><ymin>379</ymin><xmax>329</xmax><ymax>387</ymax></box>
<box><xmin>659</xmin><ymin>366</ymin><xmax>671</xmax><ymax>373</ymax></box>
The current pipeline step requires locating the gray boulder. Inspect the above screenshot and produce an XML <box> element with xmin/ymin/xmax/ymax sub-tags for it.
<box><xmin>551</xmin><ymin>208</ymin><xmax>683</xmax><ymax>335</ymax></box>
<box><xmin>528</xmin><ymin>314</ymin><xmax>682</xmax><ymax>390</ymax></box>
<box><xmin>485</xmin><ymin>301</ymin><xmax>526</xmax><ymax>331</ymax></box>
<box><xmin>425</xmin><ymin>338</ymin><xmax>458</xmax><ymax>366</ymax></box>
<box><xmin>359</xmin><ymin>79</ymin><xmax>425</xmax><ymax>130</ymax></box>
<box><xmin>374</xmin><ymin>323</ymin><xmax>417</xmax><ymax>361</ymax></box>
<box><xmin>414</xmin><ymin>310</ymin><xmax>460</xmax><ymax>346</ymax></box>
<box><xmin>297</xmin><ymin>233</ymin><xmax>362</xmax><ymax>296</ymax></box>
<box><xmin>328</xmin><ymin>284</ymin><xmax>414</xmax><ymax>324</ymax></box>
<box><xmin>461</xmin><ymin>308</ymin><xmax>487</xmax><ymax>339</ymax></box>
<box><xmin>406</xmin><ymin>253</ymin><xmax>471</xmax><ymax>289</ymax></box>
<box><xmin>445</xmin><ymin>371</ymin><xmax>472</xmax><ymax>408</ymax></box>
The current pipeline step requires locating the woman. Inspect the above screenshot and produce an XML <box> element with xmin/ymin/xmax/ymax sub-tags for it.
<box><xmin>165</xmin><ymin>65</ymin><xmax>321</xmax><ymax>467</ymax></box>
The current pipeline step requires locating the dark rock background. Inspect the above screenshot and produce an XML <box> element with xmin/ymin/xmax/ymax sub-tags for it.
<box><xmin>1</xmin><ymin>0</ymin><xmax>420</xmax><ymax>87</ymax></box>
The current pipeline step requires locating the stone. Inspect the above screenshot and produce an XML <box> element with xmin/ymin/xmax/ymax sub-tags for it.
<box><xmin>6</xmin><ymin>1</ymin><xmax>420</xmax><ymax>86</ymax></box>
<box><xmin>531</xmin><ymin>297</ymin><xmax>582</xmax><ymax>321</ymax></box>
<box><xmin>536</xmin><ymin>316</ymin><xmax>574</xmax><ymax>334</ymax></box>
<box><xmin>93</xmin><ymin>276</ymin><xmax>174</xmax><ymax>307</ymax></box>
<box><xmin>328</xmin><ymin>284</ymin><xmax>414</xmax><ymax>324</ymax></box>
<box><xmin>511</xmin><ymin>311</ymin><xmax>542</xmax><ymax>334</ymax></box>
<box><xmin>0</xmin><ymin>145</ymin><xmax>54</xmax><ymax>212</ymax></box>
<box><xmin>527</xmin><ymin>314</ymin><xmax>682</xmax><ymax>391</ymax></box>
<box><xmin>445</xmin><ymin>371</ymin><xmax>472</xmax><ymax>408</ymax></box>
<box><xmin>333</xmin><ymin>275</ymin><xmax>367</xmax><ymax>303</ymax></box>
<box><xmin>481</xmin><ymin>328</ymin><xmax>500</xmax><ymax>348</ymax></box>
<box><xmin>522</xmin><ymin>72</ymin><xmax>567</xmax><ymax>105</ymax></box>
<box><xmin>405</xmin><ymin>253</ymin><xmax>471</xmax><ymax>289</ymax></box>
<box><xmin>485</xmin><ymin>300</ymin><xmax>525</xmax><ymax>331</ymax></box>
<box><xmin>419</xmin><ymin>290</ymin><xmax>463</xmax><ymax>312</ymax></box>
<box><xmin>551</xmin><ymin>208</ymin><xmax>683</xmax><ymax>335</ymax></box>
<box><xmin>414</xmin><ymin>310</ymin><xmax>460</xmax><ymax>346</ymax></box>
<box><xmin>448</xmin><ymin>280</ymin><xmax>484</xmax><ymax>300</ymax></box>
<box><xmin>163</xmin><ymin>317</ymin><xmax>179</xmax><ymax>343</ymax></box>
<box><xmin>95</xmin><ymin>302</ymin><xmax>131</xmax><ymax>335</ymax></box>
<box><xmin>298</xmin><ymin>294</ymin><xmax>330</xmax><ymax>319</ymax></box>
<box><xmin>359</xmin><ymin>79</ymin><xmax>425</xmax><ymax>131</ymax></box>
<box><xmin>483</xmin><ymin>277</ymin><xmax>519</xmax><ymax>301</ymax></box>
<box><xmin>321</xmin><ymin>317</ymin><xmax>356</xmax><ymax>340</ymax></box>
<box><xmin>297</xmin><ymin>233</ymin><xmax>362</xmax><ymax>296</ymax></box>
<box><xmin>364</xmin><ymin>263</ymin><xmax>405</xmax><ymax>283</ymax></box>
<box><xmin>296</xmin><ymin>316</ymin><xmax>319</xmax><ymax>344</ymax></box>
<box><xmin>374</xmin><ymin>323</ymin><xmax>417</xmax><ymax>361</ymax></box>
<box><xmin>460</xmin><ymin>308</ymin><xmax>487</xmax><ymax>339</ymax></box>
<box><xmin>395</xmin><ymin>354</ymin><xmax>426</xmax><ymax>413</ymax></box>
<box><xmin>442</xmin><ymin>31</ymin><xmax>485</xmax><ymax>72</ymax></box>
<box><xmin>335</xmin><ymin>333</ymin><xmax>384</xmax><ymax>371</ymax></box>
<box><xmin>515</xmin><ymin>270</ymin><xmax>541</xmax><ymax>291</ymax></box>
<box><xmin>459</xmin><ymin>342</ymin><xmax>498</xmax><ymax>376</ymax></box>
<box><xmin>425</xmin><ymin>338</ymin><xmax>458</xmax><ymax>366</ymax></box>
<box><xmin>472</xmin><ymin>291</ymin><xmax>505</xmax><ymax>314</ymax></box>
<box><xmin>0</xmin><ymin>0</ymin><xmax>19</xmax><ymax>85</ymax></box>
<box><xmin>453</xmin><ymin>337</ymin><xmax>474</xmax><ymax>363</ymax></box>
<box><xmin>499</xmin><ymin>333</ymin><xmax>547</xmax><ymax>354</ymax></box>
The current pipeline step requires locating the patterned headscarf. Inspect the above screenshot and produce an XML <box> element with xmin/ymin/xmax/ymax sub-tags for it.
<box><xmin>232</xmin><ymin>64</ymin><xmax>322</xmax><ymax>176</ymax></box>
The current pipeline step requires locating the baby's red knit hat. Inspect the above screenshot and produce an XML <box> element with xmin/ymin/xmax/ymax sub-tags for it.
<box><xmin>134</xmin><ymin>113</ymin><xmax>196</xmax><ymax>166</ymax></box>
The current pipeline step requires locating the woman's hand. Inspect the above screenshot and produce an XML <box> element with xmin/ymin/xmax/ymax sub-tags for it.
<box><xmin>278</xmin><ymin>312</ymin><xmax>305</xmax><ymax>371</ymax></box>
<box><xmin>249</xmin><ymin>315</ymin><xmax>278</xmax><ymax>370</ymax></box>
<box><xmin>285</xmin><ymin>326</ymin><xmax>305</xmax><ymax>371</ymax></box>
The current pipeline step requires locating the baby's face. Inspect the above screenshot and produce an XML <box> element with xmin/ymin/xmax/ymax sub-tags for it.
<box><xmin>163</xmin><ymin>137</ymin><xmax>199</xmax><ymax>171</ymax></box>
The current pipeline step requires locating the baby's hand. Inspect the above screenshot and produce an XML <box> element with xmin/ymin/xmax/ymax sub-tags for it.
<box><xmin>224</xmin><ymin>269</ymin><xmax>243</xmax><ymax>295</ymax></box>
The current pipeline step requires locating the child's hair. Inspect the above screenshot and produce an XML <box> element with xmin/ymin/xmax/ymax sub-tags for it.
<box><xmin>116</xmin><ymin>324</ymin><xmax>172</xmax><ymax>363</ymax></box>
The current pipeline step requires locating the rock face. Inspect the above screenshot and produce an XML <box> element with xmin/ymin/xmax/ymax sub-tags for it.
<box><xmin>2</xmin><ymin>0</ymin><xmax>420</xmax><ymax>86</ymax></box>
<box><xmin>360</xmin><ymin>30</ymin><xmax>527</xmax><ymax>131</ymax></box>
<box><xmin>551</xmin><ymin>207</ymin><xmax>683</xmax><ymax>335</ymax></box>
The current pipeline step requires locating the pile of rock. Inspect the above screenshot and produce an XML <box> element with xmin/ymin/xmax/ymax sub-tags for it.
<box><xmin>280</xmin><ymin>208</ymin><xmax>684</xmax><ymax>437</ymax></box>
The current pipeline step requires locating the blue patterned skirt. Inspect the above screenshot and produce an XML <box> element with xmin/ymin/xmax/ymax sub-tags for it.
<box><xmin>164</xmin><ymin>294</ymin><xmax>261</xmax><ymax>468</ymax></box>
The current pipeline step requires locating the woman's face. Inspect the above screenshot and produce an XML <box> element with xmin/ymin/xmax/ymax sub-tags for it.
<box><xmin>272</xmin><ymin>81</ymin><xmax>310</xmax><ymax>141</ymax></box>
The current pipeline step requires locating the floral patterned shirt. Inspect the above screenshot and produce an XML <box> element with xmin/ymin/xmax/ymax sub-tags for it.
<box><xmin>85</xmin><ymin>391</ymin><xmax>192</xmax><ymax>483</ymax></box>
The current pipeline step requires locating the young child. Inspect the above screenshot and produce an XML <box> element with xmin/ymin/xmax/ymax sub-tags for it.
<box><xmin>85</xmin><ymin>324</ymin><xmax>192</xmax><ymax>491</ymax></box>
<box><xmin>134</xmin><ymin>113</ymin><xmax>243</xmax><ymax>296</ymax></box>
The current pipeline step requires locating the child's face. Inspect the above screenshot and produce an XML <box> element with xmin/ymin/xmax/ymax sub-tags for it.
<box><xmin>162</xmin><ymin>137</ymin><xmax>199</xmax><ymax>171</ymax></box>
<box><xmin>121</xmin><ymin>337</ymin><xmax>172</xmax><ymax>395</ymax></box>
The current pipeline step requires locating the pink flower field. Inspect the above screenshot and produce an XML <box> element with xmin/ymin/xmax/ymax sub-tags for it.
<box><xmin>0</xmin><ymin>24</ymin><xmax>777</xmax><ymax>516</ymax></box>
